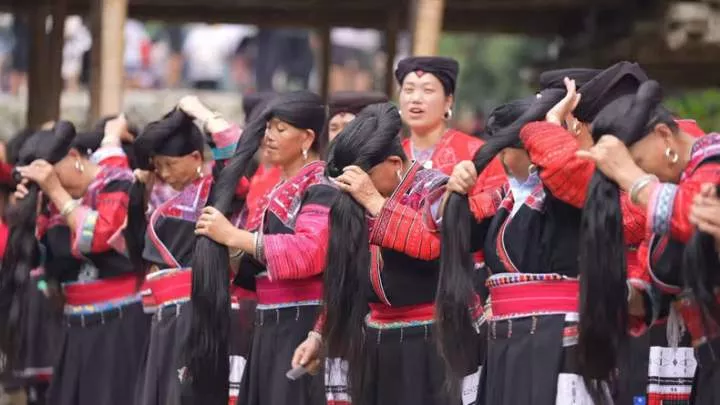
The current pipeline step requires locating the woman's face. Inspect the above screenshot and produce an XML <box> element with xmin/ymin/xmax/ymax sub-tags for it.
<box><xmin>152</xmin><ymin>151</ymin><xmax>203</xmax><ymax>191</ymax></box>
<box><xmin>500</xmin><ymin>147</ymin><xmax>532</xmax><ymax>181</ymax></box>
<box><xmin>399</xmin><ymin>72</ymin><xmax>452</xmax><ymax>133</ymax></box>
<box><xmin>53</xmin><ymin>150</ymin><xmax>95</xmax><ymax>199</ymax></box>
<box><xmin>628</xmin><ymin>123</ymin><xmax>685</xmax><ymax>183</ymax></box>
<box><xmin>328</xmin><ymin>112</ymin><xmax>356</xmax><ymax>141</ymax></box>
<box><xmin>264</xmin><ymin>118</ymin><xmax>315</xmax><ymax>167</ymax></box>
<box><xmin>368</xmin><ymin>156</ymin><xmax>404</xmax><ymax>197</ymax></box>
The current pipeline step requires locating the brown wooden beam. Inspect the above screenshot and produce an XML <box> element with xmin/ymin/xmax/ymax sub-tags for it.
<box><xmin>318</xmin><ymin>23</ymin><xmax>331</xmax><ymax>103</ymax></box>
<box><xmin>26</xmin><ymin>5</ymin><xmax>50</xmax><ymax>129</ymax></box>
<box><xmin>412</xmin><ymin>0</ymin><xmax>446</xmax><ymax>55</ymax></box>
<box><xmin>89</xmin><ymin>0</ymin><xmax>127</xmax><ymax>123</ymax></box>
<box><xmin>46</xmin><ymin>0</ymin><xmax>67</xmax><ymax>121</ymax></box>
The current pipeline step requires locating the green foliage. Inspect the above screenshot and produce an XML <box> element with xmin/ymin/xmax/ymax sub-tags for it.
<box><xmin>665</xmin><ymin>89</ymin><xmax>720</xmax><ymax>132</ymax></box>
<box><xmin>438</xmin><ymin>33</ymin><xmax>549</xmax><ymax>112</ymax></box>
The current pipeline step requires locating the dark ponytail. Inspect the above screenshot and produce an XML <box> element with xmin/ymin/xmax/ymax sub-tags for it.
<box><xmin>435</xmin><ymin>89</ymin><xmax>565</xmax><ymax>390</ymax></box>
<box><xmin>683</xmin><ymin>189</ymin><xmax>720</xmax><ymax>328</ymax></box>
<box><xmin>322</xmin><ymin>103</ymin><xmax>403</xmax><ymax>405</ymax></box>
<box><xmin>0</xmin><ymin>122</ymin><xmax>75</xmax><ymax>363</ymax></box>
<box><xmin>577</xmin><ymin>81</ymin><xmax>663</xmax><ymax>399</ymax></box>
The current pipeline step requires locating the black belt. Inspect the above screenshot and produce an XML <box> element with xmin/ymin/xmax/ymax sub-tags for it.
<box><xmin>65</xmin><ymin>302</ymin><xmax>140</xmax><ymax>328</ymax></box>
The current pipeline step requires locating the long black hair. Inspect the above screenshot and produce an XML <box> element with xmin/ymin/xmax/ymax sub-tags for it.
<box><xmin>186</xmin><ymin>91</ymin><xmax>326</xmax><ymax>404</ymax></box>
<box><xmin>124</xmin><ymin>109</ymin><xmax>204</xmax><ymax>275</ymax></box>
<box><xmin>577</xmin><ymin>81</ymin><xmax>664</xmax><ymax>398</ymax></box>
<box><xmin>322</xmin><ymin>102</ymin><xmax>405</xmax><ymax>405</ymax></box>
<box><xmin>0</xmin><ymin>121</ymin><xmax>75</xmax><ymax>362</ymax></box>
<box><xmin>435</xmin><ymin>89</ymin><xmax>566</xmax><ymax>390</ymax></box>
<box><xmin>683</xmin><ymin>184</ymin><xmax>720</xmax><ymax>329</ymax></box>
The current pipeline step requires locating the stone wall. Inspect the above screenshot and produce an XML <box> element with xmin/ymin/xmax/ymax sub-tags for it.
<box><xmin>0</xmin><ymin>89</ymin><xmax>246</xmax><ymax>140</ymax></box>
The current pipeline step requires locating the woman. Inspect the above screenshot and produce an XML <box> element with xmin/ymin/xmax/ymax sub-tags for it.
<box><xmin>395</xmin><ymin>56</ymin><xmax>504</xmax><ymax>186</ymax></box>
<box><xmin>326</xmin><ymin>91</ymin><xmax>388</xmax><ymax>141</ymax></box>
<box><xmin>5</xmin><ymin>120</ymin><xmax>149</xmax><ymax>405</ymax></box>
<box><xmin>128</xmin><ymin>97</ymin><xmax>246</xmax><ymax>405</ymax></box>
<box><xmin>317</xmin><ymin>102</ymin><xmax>480</xmax><ymax>405</ymax></box>
<box><xmin>190</xmin><ymin>91</ymin><xmax>332</xmax><ymax>405</ymax></box>
<box><xmin>576</xmin><ymin>81</ymin><xmax>720</xmax><ymax>403</ymax></box>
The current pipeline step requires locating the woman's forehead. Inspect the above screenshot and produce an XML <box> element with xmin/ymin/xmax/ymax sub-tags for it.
<box><xmin>403</xmin><ymin>72</ymin><xmax>442</xmax><ymax>87</ymax></box>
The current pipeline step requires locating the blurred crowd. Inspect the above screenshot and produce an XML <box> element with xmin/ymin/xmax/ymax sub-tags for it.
<box><xmin>0</xmin><ymin>15</ymin><xmax>413</xmax><ymax>95</ymax></box>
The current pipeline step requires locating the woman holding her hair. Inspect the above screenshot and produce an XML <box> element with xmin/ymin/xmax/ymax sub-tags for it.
<box><xmin>310</xmin><ymin>102</ymin><xmax>481</xmax><ymax>405</ymax></box>
<box><xmin>126</xmin><ymin>96</ymin><xmax>247</xmax><ymax>405</ymax></box>
<box><xmin>6</xmin><ymin>120</ymin><xmax>149</xmax><ymax>405</ymax></box>
<box><xmin>576</xmin><ymin>81</ymin><xmax>720</xmax><ymax>403</ymax></box>
<box><xmin>190</xmin><ymin>91</ymin><xmax>333</xmax><ymax>405</ymax></box>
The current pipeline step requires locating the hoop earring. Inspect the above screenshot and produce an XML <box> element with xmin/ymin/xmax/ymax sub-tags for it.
<box><xmin>572</xmin><ymin>120</ymin><xmax>581</xmax><ymax>137</ymax></box>
<box><xmin>196</xmin><ymin>166</ymin><xmax>203</xmax><ymax>178</ymax></box>
<box><xmin>302</xmin><ymin>149</ymin><xmax>308</xmax><ymax>161</ymax></box>
<box><xmin>396</xmin><ymin>169</ymin><xmax>402</xmax><ymax>182</ymax></box>
<box><xmin>665</xmin><ymin>147</ymin><xmax>679</xmax><ymax>164</ymax></box>
<box><xmin>528</xmin><ymin>164</ymin><xmax>537</xmax><ymax>174</ymax></box>
<box><xmin>74</xmin><ymin>160</ymin><xmax>84</xmax><ymax>173</ymax></box>
<box><xmin>444</xmin><ymin>109</ymin><xmax>453</xmax><ymax>120</ymax></box>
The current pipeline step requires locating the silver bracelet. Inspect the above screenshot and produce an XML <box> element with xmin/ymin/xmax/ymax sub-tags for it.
<box><xmin>229</xmin><ymin>247</ymin><xmax>244</xmax><ymax>259</ymax></box>
<box><xmin>629</xmin><ymin>174</ymin><xmax>658</xmax><ymax>205</ymax></box>
<box><xmin>60</xmin><ymin>200</ymin><xmax>80</xmax><ymax>216</ymax></box>
<box><xmin>308</xmin><ymin>330</ymin><xmax>323</xmax><ymax>345</ymax></box>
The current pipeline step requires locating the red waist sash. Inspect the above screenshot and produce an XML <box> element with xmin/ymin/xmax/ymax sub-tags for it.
<box><xmin>489</xmin><ymin>275</ymin><xmax>579</xmax><ymax>318</ymax></box>
<box><xmin>367</xmin><ymin>302</ymin><xmax>435</xmax><ymax>325</ymax></box>
<box><xmin>64</xmin><ymin>274</ymin><xmax>140</xmax><ymax>306</ymax></box>
<box><xmin>144</xmin><ymin>268</ymin><xmax>192</xmax><ymax>307</ymax></box>
<box><xmin>255</xmin><ymin>276</ymin><xmax>323</xmax><ymax>305</ymax></box>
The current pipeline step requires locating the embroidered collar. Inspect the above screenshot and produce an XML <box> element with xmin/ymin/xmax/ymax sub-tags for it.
<box><xmin>681</xmin><ymin>133</ymin><xmax>720</xmax><ymax>181</ymax></box>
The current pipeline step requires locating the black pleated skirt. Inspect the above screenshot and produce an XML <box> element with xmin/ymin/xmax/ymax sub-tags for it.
<box><xmin>239</xmin><ymin>304</ymin><xmax>325</xmax><ymax>405</ymax></box>
<box><xmin>478</xmin><ymin>314</ymin><xmax>602</xmax><ymax>405</ymax></box>
<box><xmin>353</xmin><ymin>322</ymin><xmax>481</xmax><ymax>405</ymax></box>
<box><xmin>47</xmin><ymin>301</ymin><xmax>151</xmax><ymax>405</ymax></box>
<box><xmin>10</xmin><ymin>279</ymin><xmax>63</xmax><ymax>383</ymax></box>
<box><xmin>689</xmin><ymin>337</ymin><xmax>720</xmax><ymax>405</ymax></box>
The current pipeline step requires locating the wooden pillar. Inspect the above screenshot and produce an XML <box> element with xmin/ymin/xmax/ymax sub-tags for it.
<box><xmin>26</xmin><ymin>5</ymin><xmax>50</xmax><ymax>129</ymax></box>
<box><xmin>384</xmin><ymin>9</ymin><xmax>399</xmax><ymax>98</ymax></box>
<box><xmin>89</xmin><ymin>0</ymin><xmax>127</xmax><ymax>122</ymax></box>
<box><xmin>46</xmin><ymin>0</ymin><xmax>67</xmax><ymax>121</ymax></box>
<box><xmin>411</xmin><ymin>0</ymin><xmax>446</xmax><ymax>56</ymax></box>
<box><xmin>318</xmin><ymin>24</ymin><xmax>331</xmax><ymax>103</ymax></box>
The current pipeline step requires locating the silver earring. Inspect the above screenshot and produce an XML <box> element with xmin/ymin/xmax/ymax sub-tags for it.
<box><xmin>196</xmin><ymin>166</ymin><xmax>203</xmax><ymax>178</ymax></box>
<box><xmin>444</xmin><ymin>109</ymin><xmax>453</xmax><ymax>120</ymax></box>
<box><xmin>528</xmin><ymin>164</ymin><xmax>537</xmax><ymax>174</ymax></box>
<box><xmin>665</xmin><ymin>147</ymin><xmax>679</xmax><ymax>164</ymax></box>
<box><xmin>396</xmin><ymin>169</ymin><xmax>402</xmax><ymax>181</ymax></box>
<box><xmin>75</xmin><ymin>160</ymin><xmax>84</xmax><ymax>173</ymax></box>
<box><xmin>302</xmin><ymin>149</ymin><xmax>308</xmax><ymax>161</ymax></box>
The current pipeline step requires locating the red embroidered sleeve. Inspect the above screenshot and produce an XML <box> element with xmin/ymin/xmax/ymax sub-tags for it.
<box><xmin>369</xmin><ymin>200</ymin><xmax>441</xmax><ymax>261</ymax></box>
<box><xmin>475</xmin><ymin>156</ymin><xmax>507</xmax><ymax>192</ymax></box>
<box><xmin>90</xmin><ymin>146</ymin><xmax>130</xmax><ymax>169</ymax></box>
<box><xmin>262</xmin><ymin>203</ymin><xmax>331</xmax><ymax>281</ymax></box>
<box><xmin>210</xmin><ymin>125</ymin><xmax>241</xmax><ymax>162</ymax></box>
<box><xmin>71</xmin><ymin>180</ymin><xmax>131</xmax><ymax>255</ymax></box>
<box><xmin>313</xmin><ymin>308</ymin><xmax>326</xmax><ymax>334</ymax></box>
<box><xmin>468</xmin><ymin>184</ymin><xmax>505</xmax><ymax>223</ymax></box>
<box><xmin>646</xmin><ymin>163</ymin><xmax>720</xmax><ymax>243</ymax></box>
<box><xmin>520</xmin><ymin>121</ymin><xmax>647</xmax><ymax>244</ymax></box>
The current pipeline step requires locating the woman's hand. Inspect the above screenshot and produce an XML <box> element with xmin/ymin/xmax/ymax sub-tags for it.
<box><xmin>575</xmin><ymin>135</ymin><xmax>646</xmax><ymax>191</ymax></box>
<box><xmin>178</xmin><ymin>95</ymin><xmax>213</xmax><ymax>122</ymax></box>
<box><xmin>291</xmin><ymin>334</ymin><xmax>323</xmax><ymax>376</ymax></box>
<box><xmin>546</xmin><ymin>77</ymin><xmax>581</xmax><ymax>127</ymax></box>
<box><xmin>105</xmin><ymin>114</ymin><xmax>129</xmax><ymax>141</ymax></box>
<box><xmin>195</xmin><ymin>206</ymin><xmax>236</xmax><ymax>246</ymax></box>
<box><xmin>333</xmin><ymin>165</ymin><xmax>386</xmax><ymax>216</ymax></box>
<box><xmin>447</xmin><ymin>160</ymin><xmax>477</xmax><ymax>195</ymax></box>
<box><xmin>690</xmin><ymin>183</ymin><xmax>720</xmax><ymax>252</ymax></box>
<box><xmin>16</xmin><ymin>160</ymin><xmax>63</xmax><ymax>195</ymax></box>
<box><xmin>133</xmin><ymin>169</ymin><xmax>155</xmax><ymax>188</ymax></box>
<box><xmin>14</xmin><ymin>179</ymin><xmax>29</xmax><ymax>201</ymax></box>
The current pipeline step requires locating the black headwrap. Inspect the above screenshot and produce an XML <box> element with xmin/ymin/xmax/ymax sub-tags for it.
<box><xmin>328</xmin><ymin>91</ymin><xmax>389</xmax><ymax>119</ymax></box>
<box><xmin>1</xmin><ymin>121</ymin><xmax>76</xmax><ymax>362</ymax></box>
<box><xmin>133</xmin><ymin>109</ymin><xmax>205</xmax><ymax>170</ymax></box>
<box><xmin>242</xmin><ymin>92</ymin><xmax>278</xmax><ymax>123</ymax></box>
<box><xmin>539</xmin><ymin>68</ymin><xmax>602</xmax><ymax>90</ymax></box>
<box><xmin>574</xmin><ymin>61</ymin><xmax>648</xmax><ymax>123</ymax></box>
<box><xmin>395</xmin><ymin>56</ymin><xmax>459</xmax><ymax>95</ymax></box>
